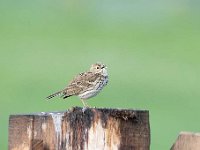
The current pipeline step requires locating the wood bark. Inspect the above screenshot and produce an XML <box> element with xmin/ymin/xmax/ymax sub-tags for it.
<box><xmin>9</xmin><ymin>107</ymin><xmax>150</xmax><ymax>150</ymax></box>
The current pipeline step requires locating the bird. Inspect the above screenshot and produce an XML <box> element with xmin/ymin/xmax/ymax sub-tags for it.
<box><xmin>46</xmin><ymin>62</ymin><xmax>108</xmax><ymax>107</ymax></box>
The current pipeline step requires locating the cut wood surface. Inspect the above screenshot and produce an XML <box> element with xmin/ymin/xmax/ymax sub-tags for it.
<box><xmin>9</xmin><ymin>107</ymin><xmax>150</xmax><ymax>150</ymax></box>
<box><xmin>171</xmin><ymin>132</ymin><xmax>200</xmax><ymax>150</ymax></box>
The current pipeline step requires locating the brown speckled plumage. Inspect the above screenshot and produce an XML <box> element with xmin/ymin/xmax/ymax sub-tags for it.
<box><xmin>46</xmin><ymin>63</ymin><xmax>108</xmax><ymax>107</ymax></box>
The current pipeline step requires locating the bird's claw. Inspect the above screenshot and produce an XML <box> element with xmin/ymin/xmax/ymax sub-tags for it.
<box><xmin>82</xmin><ymin>107</ymin><xmax>88</xmax><ymax>113</ymax></box>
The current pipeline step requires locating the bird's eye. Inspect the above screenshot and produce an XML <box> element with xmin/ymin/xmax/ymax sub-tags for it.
<box><xmin>97</xmin><ymin>66</ymin><xmax>100</xmax><ymax>69</ymax></box>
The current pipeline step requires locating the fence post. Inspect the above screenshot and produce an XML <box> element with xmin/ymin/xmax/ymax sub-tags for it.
<box><xmin>9</xmin><ymin>107</ymin><xmax>150</xmax><ymax>150</ymax></box>
<box><xmin>171</xmin><ymin>132</ymin><xmax>200</xmax><ymax>150</ymax></box>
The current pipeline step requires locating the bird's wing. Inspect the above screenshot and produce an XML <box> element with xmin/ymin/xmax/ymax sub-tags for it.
<box><xmin>62</xmin><ymin>72</ymin><xmax>101</xmax><ymax>96</ymax></box>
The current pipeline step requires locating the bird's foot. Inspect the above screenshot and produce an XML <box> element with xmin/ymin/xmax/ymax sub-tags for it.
<box><xmin>82</xmin><ymin>106</ymin><xmax>89</xmax><ymax>113</ymax></box>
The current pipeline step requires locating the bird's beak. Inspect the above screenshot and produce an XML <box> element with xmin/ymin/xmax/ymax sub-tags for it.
<box><xmin>102</xmin><ymin>65</ymin><xmax>107</xmax><ymax>69</ymax></box>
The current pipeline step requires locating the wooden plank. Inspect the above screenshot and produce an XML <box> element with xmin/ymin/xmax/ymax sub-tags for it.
<box><xmin>9</xmin><ymin>115</ymin><xmax>34</xmax><ymax>150</ymax></box>
<box><xmin>9</xmin><ymin>107</ymin><xmax>150</xmax><ymax>150</ymax></box>
<box><xmin>171</xmin><ymin>132</ymin><xmax>200</xmax><ymax>150</ymax></box>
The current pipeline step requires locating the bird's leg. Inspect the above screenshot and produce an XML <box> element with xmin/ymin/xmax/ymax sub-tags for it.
<box><xmin>80</xmin><ymin>99</ymin><xmax>89</xmax><ymax>108</ymax></box>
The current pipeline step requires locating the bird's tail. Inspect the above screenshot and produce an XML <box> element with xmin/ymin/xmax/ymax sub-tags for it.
<box><xmin>46</xmin><ymin>90</ymin><xmax>63</xmax><ymax>100</ymax></box>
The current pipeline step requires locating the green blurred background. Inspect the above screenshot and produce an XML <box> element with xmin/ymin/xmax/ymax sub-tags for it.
<box><xmin>1</xmin><ymin>0</ymin><xmax>200</xmax><ymax>149</ymax></box>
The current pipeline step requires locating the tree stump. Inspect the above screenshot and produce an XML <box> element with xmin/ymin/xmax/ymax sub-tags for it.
<box><xmin>171</xmin><ymin>132</ymin><xmax>200</xmax><ymax>150</ymax></box>
<box><xmin>9</xmin><ymin>107</ymin><xmax>150</xmax><ymax>150</ymax></box>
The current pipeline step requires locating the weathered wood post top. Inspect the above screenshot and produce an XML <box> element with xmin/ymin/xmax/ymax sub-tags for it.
<box><xmin>9</xmin><ymin>107</ymin><xmax>150</xmax><ymax>150</ymax></box>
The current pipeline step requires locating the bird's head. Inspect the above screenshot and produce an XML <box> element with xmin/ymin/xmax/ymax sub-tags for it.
<box><xmin>90</xmin><ymin>63</ymin><xmax>108</xmax><ymax>76</ymax></box>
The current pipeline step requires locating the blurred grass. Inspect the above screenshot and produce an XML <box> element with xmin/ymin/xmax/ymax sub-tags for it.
<box><xmin>1</xmin><ymin>0</ymin><xmax>200</xmax><ymax>149</ymax></box>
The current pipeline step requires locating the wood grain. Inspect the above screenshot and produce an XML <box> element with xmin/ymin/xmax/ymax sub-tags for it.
<box><xmin>9</xmin><ymin>107</ymin><xmax>150</xmax><ymax>150</ymax></box>
<box><xmin>171</xmin><ymin>132</ymin><xmax>200</xmax><ymax>150</ymax></box>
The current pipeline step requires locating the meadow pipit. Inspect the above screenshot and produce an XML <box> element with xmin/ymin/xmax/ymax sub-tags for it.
<box><xmin>46</xmin><ymin>63</ymin><xmax>108</xmax><ymax>107</ymax></box>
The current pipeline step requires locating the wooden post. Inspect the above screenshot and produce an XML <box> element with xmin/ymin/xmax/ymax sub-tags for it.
<box><xmin>171</xmin><ymin>132</ymin><xmax>200</xmax><ymax>150</ymax></box>
<box><xmin>9</xmin><ymin>107</ymin><xmax>150</xmax><ymax>150</ymax></box>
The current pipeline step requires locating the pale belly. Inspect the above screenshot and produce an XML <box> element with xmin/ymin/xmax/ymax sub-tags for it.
<box><xmin>78</xmin><ymin>76</ymin><xmax>108</xmax><ymax>100</ymax></box>
<box><xmin>78</xmin><ymin>89</ymin><xmax>100</xmax><ymax>99</ymax></box>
